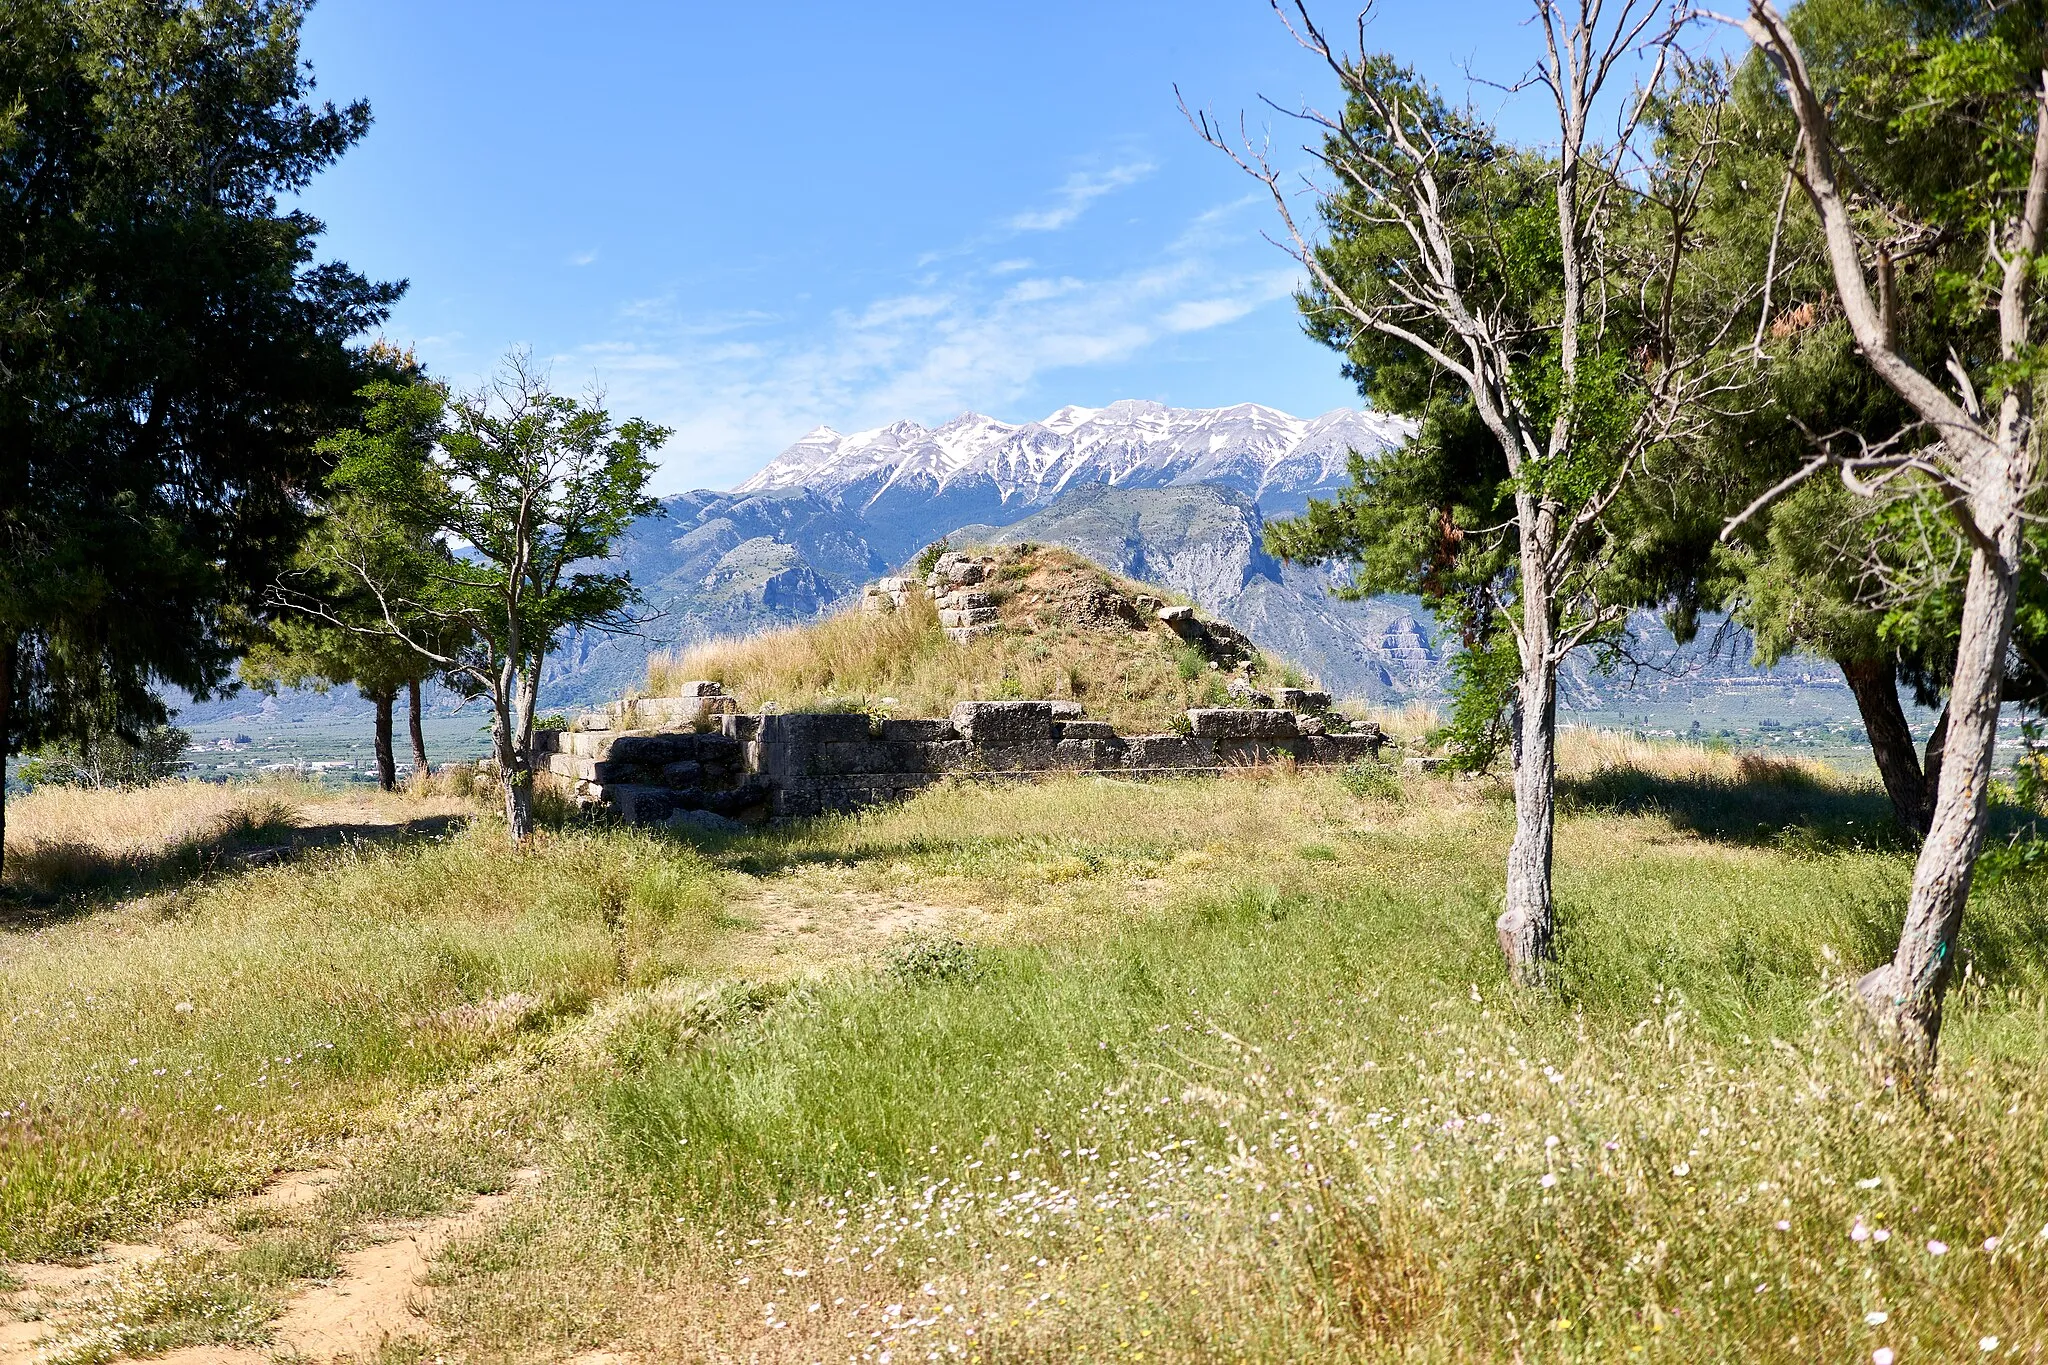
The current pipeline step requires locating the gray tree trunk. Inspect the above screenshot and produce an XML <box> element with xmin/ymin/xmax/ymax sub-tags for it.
<box><xmin>1498</xmin><ymin>530</ymin><xmax>1558</xmax><ymax>984</ymax></box>
<box><xmin>1858</xmin><ymin>520</ymin><xmax>2022</xmax><ymax>1068</ymax></box>
<box><xmin>0</xmin><ymin>632</ymin><xmax>13</xmax><ymax>884</ymax></box>
<box><xmin>407</xmin><ymin>679</ymin><xmax>428</xmax><ymax>779</ymax></box>
<box><xmin>492</xmin><ymin>684</ymin><xmax>532</xmax><ymax>842</ymax></box>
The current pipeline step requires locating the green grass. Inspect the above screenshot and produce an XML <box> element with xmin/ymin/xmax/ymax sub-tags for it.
<box><xmin>10</xmin><ymin>756</ymin><xmax>2048</xmax><ymax>1361</ymax></box>
<box><xmin>0</xmin><ymin>820</ymin><xmax>725</xmax><ymax>1260</ymax></box>
<box><xmin>506</xmin><ymin>772</ymin><xmax>2048</xmax><ymax>1361</ymax></box>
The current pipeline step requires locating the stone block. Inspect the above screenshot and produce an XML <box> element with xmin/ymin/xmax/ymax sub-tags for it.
<box><xmin>607</xmin><ymin>785</ymin><xmax>678</xmax><ymax>826</ymax></box>
<box><xmin>875</xmin><ymin>576</ymin><xmax>909</xmax><ymax>593</ymax></box>
<box><xmin>720</xmin><ymin>713</ymin><xmax>763</xmax><ymax>742</ymax></box>
<box><xmin>881</xmin><ymin>717</ymin><xmax>955</xmax><ymax>742</ymax></box>
<box><xmin>1049</xmin><ymin>700</ymin><xmax>1084</xmax><ymax>720</ymax></box>
<box><xmin>532</xmin><ymin>730</ymin><xmax>564</xmax><ymax>756</ymax></box>
<box><xmin>573</xmin><ymin>712</ymin><xmax>610</xmax><ymax>732</ymax></box>
<box><xmin>659</xmin><ymin>760</ymin><xmax>703</xmax><ymax>786</ymax></box>
<box><xmin>1321</xmin><ymin>732</ymin><xmax>1384</xmax><ymax>763</ymax></box>
<box><xmin>1213</xmin><ymin>739</ymin><xmax>1297</xmax><ymax>766</ymax></box>
<box><xmin>1124</xmin><ymin>734</ymin><xmax>1216</xmax><ymax>768</ymax></box>
<box><xmin>1053</xmin><ymin>720</ymin><xmax>1117</xmax><ymax>740</ymax></box>
<box><xmin>1225</xmin><ymin>678</ymin><xmax>1274</xmax><ymax>707</ymax></box>
<box><xmin>974</xmin><ymin>740</ymin><xmax>1061</xmax><ymax>770</ymax></box>
<box><xmin>1404</xmin><ymin>755</ymin><xmax>1446</xmax><ymax>773</ymax></box>
<box><xmin>603</xmin><ymin>733</ymin><xmax>708</xmax><ymax>764</ymax></box>
<box><xmin>950</xmin><ymin>700</ymin><xmax>1055</xmax><ymax>744</ymax></box>
<box><xmin>672</xmin><ymin>680</ymin><xmax>725</xmax><ymax>698</ymax></box>
<box><xmin>1157</xmin><ymin>605</ymin><xmax>1195</xmax><ymax>623</ymax></box>
<box><xmin>1186</xmin><ymin>708</ymin><xmax>1299</xmax><ymax>740</ymax></box>
<box><xmin>670</xmin><ymin>808</ymin><xmax>745</xmax><ymax>834</ymax></box>
<box><xmin>938</xmin><ymin>606</ymin><xmax>999</xmax><ymax>628</ymax></box>
<box><xmin>1053</xmin><ymin>738</ymin><xmax>1122</xmax><ymax>769</ymax></box>
<box><xmin>757</xmin><ymin>712</ymin><xmax>874</xmax><ymax>746</ymax></box>
<box><xmin>811</xmin><ymin>741</ymin><xmax>917</xmax><ymax>776</ymax></box>
<box><xmin>1276</xmin><ymin>688</ymin><xmax>1332</xmax><ymax>714</ymax></box>
<box><xmin>944</xmin><ymin>624</ymin><xmax>998</xmax><ymax>643</ymax></box>
<box><xmin>907</xmin><ymin>740</ymin><xmax>972</xmax><ymax>771</ymax></box>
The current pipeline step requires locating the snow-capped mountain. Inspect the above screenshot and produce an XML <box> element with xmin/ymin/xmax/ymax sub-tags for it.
<box><xmin>735</xmin><ymin>400</ymin><xmax>1411</xmax><ymax>560</ymax></box>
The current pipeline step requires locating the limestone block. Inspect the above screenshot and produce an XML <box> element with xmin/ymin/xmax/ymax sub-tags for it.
<box><xmin>1049</xmin><ymin>700</ymin><xmax>1084</xmax><ymax>720</ymax></box>
<box><xmin>757</xmin><ymin>712</ymin><xmax>874</xmax><ymax>746</ymax></box>
<box><xmin>1053</xmin><ymin>720</ymin><xmax>1116</xmax><ymax>741</ymax></box>
<box><xmin>938</xmin><ymin>606</ymin><xmax>999</xmax><ymax>628</ymax></box>
<box><xmin>907</xmin><ymin>740</ymin><xmax>972</xmax><ymax>771</ymax></box>
<box><xmin>532</xmin><ymin>730</ymin><xmax>564</xmax><ymax>756</ymax></box>
<box><xmin>659</xmin><ymin>760</ymin><xmax>703</xmax><ymax>786</ymax></box>
<box><xmin>944</xmin><ymin>624</ymin><xmax>998</xmax><ymax>643</ymax></box>
<box><xmin>811</xmin><ymin>741</ymin><xmax>916</xmax><ymax>776</ymax></box>
<box><xmin>1124</xmin><ymin>734</ymin><xmax>1216</xmax><ymax>768</ymax></box>
<box><xmin>1225</xmin><ymin>678</ymin><xmax>1275</xmax><ymax>707</ymax></box>
<box><xmin>606</xmin><ymin>785</ymin><xmax>678</xmax><ymax>826</ymax></box>
<box><xmin>876</xmin><ymin>576</ymin><xmax>909</xmax><ymax>593</ymax></box>
<box><xmin>1186</xmin><ymin>708</ymin><xmax>1299</xmax><ymax>740</ymax></box>
<box><xmin>573</xmin><ymin>713</ymin><xmax>610</xmax><ymax>732</ymax></box>
<box><xmin>880</xmin><ymin>718</ymin><xmax>955</xmax><ymax>742</ymax></box>
<box><xmin>950</xmin><ymin>700</ymin><xmax>1055</xmax><ymax>744</ymax></box>
<box><xmin>672</xmin><ymin>680</ymin><xmax>725</xmax><ymax>698</ymax></box>
<box><xmin>720</xmin><ymin>713</ymin><xmax>763</xmax><ymax>742</ymax></box>
<box><xmin>1303</xmin><ymin>733</ymin><xmax>1384</xmax><ymax>765</ymax></box>
<box><xmin>1276</xmin><ymin>688</ymin><xmax>1332</xmax><ymax>714</ymax></box>
<box><xmin>1053</xmin><ymin>738</ymin><xmax>1122</xmax><ymax>769</ymax></box>
<box><xmin>973</xmin><ymin>740</ymin><xmax>1061</xmax><ymax>770</ymax></box>
<box><xmin>1404</xmin><ymin>755</ymin><xmax>1446</xmax><ymax>773</ymax></box>
<box><xmin>1213</xmin><ymin>739</ymin><xmax>1297</xmax><ymax>766</ymax></box>
<box><xmin>603</xmin><ymin>733</ymin><xmax>707</xmax><ymax>764</ymax></box>
<box><xmin>1156</xmin><ymin>605</ymin><xmax>1195</xmax><ymax>623</ymax></box>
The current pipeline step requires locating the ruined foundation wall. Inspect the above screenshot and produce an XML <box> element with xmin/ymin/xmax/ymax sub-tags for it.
<box><xmin>534</xmin><ymin>692</ymin><xmax>1384</xmax><ymax>828</ymax></box>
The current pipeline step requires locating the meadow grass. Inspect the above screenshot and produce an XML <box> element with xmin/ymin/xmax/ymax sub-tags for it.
<box><xmin>417</xmin><ymin>765</ymin><xmax>2048</xmax><ymax>1362</ymax></box>
<box><xmin>8</xmin><ymin>748</ymin><xmax>2048</xmax><ymax>1361</ymax></box>
<box><xmin>0</xmin><ymin>816</ymin><xmax>727</xmax><ymax>1260</ymax></box>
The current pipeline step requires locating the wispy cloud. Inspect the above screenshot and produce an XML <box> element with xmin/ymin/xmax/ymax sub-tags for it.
<box><xmin>568</xmin><ymin>249</ymin><xmax>600</xmax><ymax>267</ymax></box>
<box><xmin>547</xmin><ymin>172</ymin><xmax>1300</xmax><ymax>493</ymax></box>
<box><xmin>1006</xmin><ymin>162</ymin><xmax>1155</xmax><ymax>232</ymax></box>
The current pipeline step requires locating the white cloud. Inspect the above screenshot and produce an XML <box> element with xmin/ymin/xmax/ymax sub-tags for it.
<box><xmin>1005</xmin><ymin>162</ymin><xmax>1155</xmax><ymax>232</ymax></box>
<box><xmin>552</xmin><ymin>180</ymin><xmax>1301</xmax><ymax>494</ymax></box>
<box><xmin>568</xmin><ymin>249</ymin><xmax>600</xmax><ymax>267</ymax></box>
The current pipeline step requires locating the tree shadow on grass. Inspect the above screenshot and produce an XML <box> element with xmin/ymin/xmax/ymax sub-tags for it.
<box><xmin>0</xmin><ymin>810</ymin><xmax>468</xmax><ymax>930</ymax></box>
<box><xmin>1558</xmin><ymin>759</ymin><xmax>1913</xmax><ymax>852</ymax></box>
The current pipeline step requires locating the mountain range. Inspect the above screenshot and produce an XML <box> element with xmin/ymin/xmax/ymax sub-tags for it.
<box><xmin>177</xmin><ymin>397</ymin><xmax>1839</xmax><ymax>729</ymax></box>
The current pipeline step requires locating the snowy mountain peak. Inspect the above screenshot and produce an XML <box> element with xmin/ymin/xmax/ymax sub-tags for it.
<box><xmin>732</xmin><ymin>400</ymin><xmax>1412</xmax><ymax>509</ymax></box>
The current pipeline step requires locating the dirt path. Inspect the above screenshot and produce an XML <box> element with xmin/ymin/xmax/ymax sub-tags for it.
<box><xmin>0</xmin><ymin>1168</ymin><xmax>540</xmax><ymax>1364</ymax></box>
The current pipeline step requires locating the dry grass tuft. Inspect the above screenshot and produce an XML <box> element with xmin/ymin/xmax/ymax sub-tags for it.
<box><xmin>645</xmin><ymin>545</ymin><xmax>1281</xmax><ymax>732</ymax></box>
<box><xmin>1556</xmin><ymin>725</ymin><xmax>1840</xmax><ymax>785</ymax></box>
<box><xmin>3</xmin><ymin>780</ymin><xmax>309</xmax><ymax>896</ymax></box>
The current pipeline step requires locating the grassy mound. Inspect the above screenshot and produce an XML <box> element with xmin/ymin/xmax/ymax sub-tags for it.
<box><xmin>643</xmin><ymin>544</ymin><xmax>1309</xmax><ymax>733</ymax></box>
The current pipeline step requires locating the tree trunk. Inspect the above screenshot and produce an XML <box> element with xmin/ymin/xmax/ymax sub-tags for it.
<box><xmin>0</xmin><ymin>631</ymin><xmax>14</xmax><ymax>885</ymax></box>
<box><xmin>370</xmin><ymin>689</ymin><xmax>397</xmax><ymax>792</ymax></box>
<box><xmin>1858</xmin><ymin>520</ymin><xmax>2021</xmax><ymax>1070</ymax></box>
<box><xmin>407</xmin><ymin>679</ymin><xmax>428</xmax><ymax>780</ymax></box>
<box><xmin>1839</xmin><ymin>656</ymin><xmax>1930</xmax><ymax>835</ymax></box>
<box><xmin>1498</xmin><ymin>525</ymin><xmax>1558</xmax><ymax>985</ymax></box>
<box><xmin>492</xmin><ymin>664</ymin><xmax>532</xmax><ymax>843</ymax></box>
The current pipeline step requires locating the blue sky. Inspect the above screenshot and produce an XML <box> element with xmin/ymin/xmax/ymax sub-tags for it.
<box><xmin>296</xmin><ymin>1</ymin><xmax>1698</xmax><ymax>495</ymax></box>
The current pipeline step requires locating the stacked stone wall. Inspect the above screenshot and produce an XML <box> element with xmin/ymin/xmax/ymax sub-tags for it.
<box><xmin>535</xmin><ymin>687</ymin><xmax>1385</xmax><ymax>829</ymax></box>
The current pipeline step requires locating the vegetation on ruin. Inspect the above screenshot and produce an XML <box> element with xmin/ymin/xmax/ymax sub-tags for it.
<box><xmin>647</xmin><ymin>544</ymin><xmax>1310</xmax><ymax>734</ymax></box>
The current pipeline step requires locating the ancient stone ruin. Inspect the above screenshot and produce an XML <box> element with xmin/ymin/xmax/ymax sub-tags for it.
<box><xmin>534</xmin><ymin>683</ymin><xmax>1384</xmax><ymax>829</ymax></box>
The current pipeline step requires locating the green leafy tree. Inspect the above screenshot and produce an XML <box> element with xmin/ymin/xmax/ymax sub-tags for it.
<box><xmin>1731</xmin><ymin>0</ymin><xmax>2048</xmax><ymax>1070</ymax></box>
<box><xmin>311</xmin><ymin>352</ymin><xmax>667</xmax><ymax>840</ymax></box>
<box><xmin>0</xmin><ymin>0</ymin><xmax>394</xmax><ymax>874</ymax></box>
<box><xmin>16</xmin><ymin>714</ymin><xmax>187</xmax><ymax>790</ymax></box>
<box><xmin>1198</xmin><ymin>1</ymin><xmax>1731</xmax><ymax>982</ymax></box>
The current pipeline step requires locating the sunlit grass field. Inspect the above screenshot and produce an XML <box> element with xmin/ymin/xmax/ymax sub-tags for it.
<box><xmin>4</xmin><ymin>745</ymin><xmax>2047</xmax><ymax>1361</ymax></box>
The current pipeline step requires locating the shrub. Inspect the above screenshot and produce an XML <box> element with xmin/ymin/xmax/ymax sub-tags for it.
<box><xmin>19</xmin><ymin>723</ymin><xmax>189</xmax><ymax>790</ymax></box>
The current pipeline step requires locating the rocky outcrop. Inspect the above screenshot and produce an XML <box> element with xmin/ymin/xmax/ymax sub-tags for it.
<box><xmin>534</xmin><ymin>687</ymin><xmax>1385</xmax><ymax>826</ymax></box>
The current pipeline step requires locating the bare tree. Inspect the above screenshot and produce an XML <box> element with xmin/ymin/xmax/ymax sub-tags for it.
<box><xmin>1189</xmin><ymin>0</ymin><xmax>1735</xmax><ymax>982</ymax></box>
<box><xmin>1721</xmin><ymin>2</ymin><xmax>2048</xmax><ymax>1070</ymax></box>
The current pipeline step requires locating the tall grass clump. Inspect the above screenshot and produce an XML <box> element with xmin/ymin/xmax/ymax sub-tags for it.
<box><xmin>2</xmin><ymin>780</ymin><xmax>313</xmax><ymax>899</ymax></box>
<box><xmin>0</xmin><ymin>821</ymin><xmax>728</xmax><ymax>1259</ymax></box>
